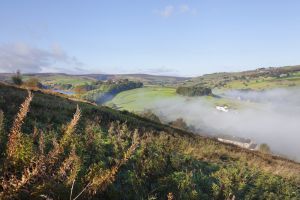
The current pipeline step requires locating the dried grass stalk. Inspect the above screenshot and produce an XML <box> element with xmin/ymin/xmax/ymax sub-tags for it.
<box><xmin>89</xmin><ymin>130</ymin><xmax>139</xmax><ymax>194</ymax></box>
<box><xmin>0</xmin><ymin>110</ymin><xmax>4</xmax><ymax>132</ymax></box>
<box><xmin>58</xmin><ymin>146</ymin><xmax>81</xmax><ymax>185</ymax></box>
<box><xmin>0</xmin><ymin>110</ymin><xmax>4</xmax><ymax>145</ymax></box>
<box><xmin>0</xmin><ymin>158</ymin><xmax>42</xmax><ymax>199</ymax></box>
<box><xmin>72</xmin><ymin>130</ymin><xmax>140</xmax><ymax>200</ymax></box>
<box><xmin>65</xmin><ymin>105</ymin><xmax>81</xmax><ymax>138</ymax></box>
<box><xmin>38</xmin><ymin>131</ymin><xmax>45</xmax><ymax>155</ymax></box>
<box><xmin>48</xmin><ymin>105</ymin><xmax>81</xmax><ymax>164</ymax></box>
<box><xmin>167</xmin><ymin>192</ymin><xmax>174</xmax><ymax>200</ymax></box>
<box><xmin>6</xmin><ymin>90</ymin><xmax>33</xmax><ymax>159</ymax></box>
<box><xmin>61</xmin><ymin>105</ymin><xmax>81</xmax><ymax>147</ymax></box>
<box><xmin>1</xmin><ymin>101</ymin><xmax>82</xmax><ymax>199</ymax></box>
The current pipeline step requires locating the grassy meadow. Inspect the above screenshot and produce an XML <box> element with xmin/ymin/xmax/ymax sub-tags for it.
<box><xmin>222</xmin><ymin>75</ymin><xmax>300</xmax><ymax>90</ymax></box>
<box><xmin>25</xmin><ymin>74</ymin><xmax>95</xmax><ymax>87</ymax></box>
<box><xmin>106</xmin><ymin>86</ymin><xmax>247</xmax><ymax>112</ymax></box>
<box><xmin>106</xmin><ymin>87</ymin><xmax>177</xmax><ymax>112</ymax></box>
<box><xmin>187</xmin><ymin>68</ymin><xmax>300</xmax><ymax>91</ymax></box>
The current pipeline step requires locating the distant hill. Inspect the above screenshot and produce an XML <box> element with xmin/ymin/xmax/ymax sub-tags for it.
<box><xmin>83</xmin><ymin>73</ymin><xmax>189</xmax><ymax>85</ymax></box>
<box><xmin>0</xmin><ymin>73</ymin><xmax>189</xmax><ymax>87</ymax></box>
<box><xmin>183</xmin><ymin>65</ymin><xmax>300</xmax><ymax>90</ymax></box>
<box><xmin>2</xmin><ymin>65</ymin><xmax>300</xmax><ymax>90</ymax></box>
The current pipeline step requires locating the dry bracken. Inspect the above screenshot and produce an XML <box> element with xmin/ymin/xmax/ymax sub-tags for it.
<box><xmin>72</xmin><ymin>130</ymin><xmax>140</xmax><ymax>200</ymax></box>
<box><xmin>0</xmin><ymin>102</ymin><xmax>83</xmax><ymax>200</ymax></box>
<box><xmin>89</xmin><ymin>130</ymin><xmax>139</xmax><ymax>194</ymax></box>
<box><xmin>0</xmin><ymin>110</ymin><xmax>3</xmax><ymax>133</ymax></box>
<box><xmin>61</xmin><ymin>105</ymin><xmax>81</xmax><ymax>147</ymax></box>
<box><xmin>167</xmin><ymin>192</ymin><xmax>174</xmax><ymax>200</ymax></box>
<box><xmin>6</xmin><ymin>90</ymin><xmax>33</xmax><ymax>159</ymax></box>
<box><xmin>38</xmin><ymin>131</ymin><xmax>45</xmax><ymax>155</ymax></box>
<box><xmin>0</xmin><ymin>155</ymin><xmax>43</xmax><ymax>199</ymax></box>
<box><xmin>48</xmin><ymin>105</ymin><xmax>81</xmax><ymax>165</ymax></box>
<box><xmin>58</xmin><ymin>145</ymin><xmax>81</xmax><ymax>185</ymax></box>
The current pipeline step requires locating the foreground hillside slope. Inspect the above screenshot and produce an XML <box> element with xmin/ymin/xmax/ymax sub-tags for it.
<box><xmin>0</xmin><ymin>83</ymin><xmax>299</xmax><ymax>199</ymax></box>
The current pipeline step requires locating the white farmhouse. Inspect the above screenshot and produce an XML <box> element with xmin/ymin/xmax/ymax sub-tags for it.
<box><xmin>216</xmin><ymin>105</ymin><xmax>229</xmax><ymax>112</ymax></box>
<box><xmin>217</xmin><ymin>138</ymin><xmax>257</xmax><ymax>150</ymax></box>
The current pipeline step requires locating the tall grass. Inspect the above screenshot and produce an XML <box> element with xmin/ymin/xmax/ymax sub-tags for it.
<box><xmin>0</xmin><ymin>91</ymin><xmax>141</xmax><ymax>200</ymax></box>
<box><xmin>62</xmin><ymin>105</ymin><xmax>81</xmax><ymax>146</ymax></box>
<box><xmin>71</xmin><ymin>130</ymin><xmax>140</xmax><ymax>200</ymax></box>
<box><xmin>58</xmin><ymin>145</ymin><xmax>81</xmax><ymax>185</ymax></box>
<box><xmin>6</xmin><ymin>90</ymin><xmax>33</xmax><ymax>161</ymax></box>
<box><xmin>0</xmin><ymin>110</ymin><xmax>3</xmax><ymax>133</ymax></box>
<box><xmin>0</xmin><ymin>91</ymin><xmax>36</xmax><ymax>199</ymax></box>
<box><xmin>167</xmin><ymin>192</ymin><xmax>174</xmax><ymax>200</ymax></box>
<box><xmin>0</xmin><ymin>110</ymin><xmax>4</xmax><ymax>152</ymax></box>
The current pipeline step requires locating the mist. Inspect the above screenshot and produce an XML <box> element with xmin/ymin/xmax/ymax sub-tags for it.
<box><xmin>150</xmin><ymin>88</ymin><xmax>300</xmax><ymax>161</ymax></box>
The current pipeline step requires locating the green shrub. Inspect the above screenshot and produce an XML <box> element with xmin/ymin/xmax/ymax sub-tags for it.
<box><xmin>176</xmin><ymin>85</ymin><xmax>212</xmax><ymax>96</ymax></box>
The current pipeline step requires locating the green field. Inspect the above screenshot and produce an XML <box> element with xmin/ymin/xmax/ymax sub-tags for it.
<box><xmin>222</xmin><ymin>76</ymin><xmax>300</xmax><ymax>90</ymax></box>
<box><xmin>187</xmin><ymin>68</ymin><xmax>300</xmax><ymax>91</ymax></box>
<box><xmin>106</xmin><ymin>86</ymin><xmax>247</xmax><ymax>112</ymax></box>
<box><xmin>32</xmin><ymin>75</ymin><xmax>94</xmax><ymax>86</ymax></box>
<box><xmin>17</xmin><ymin>73</ymin><xmax>187</xmax><ymax>88</ymax></box>
<box><xmin>106</xmin><ymin>87</ymin><xmax>177</xmax><ymax>112</ymax></box>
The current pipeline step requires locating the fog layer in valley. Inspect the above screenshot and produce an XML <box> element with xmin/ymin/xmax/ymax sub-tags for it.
<box><xmin>152</xmin><ymin>88</ymin><xmax>300</xmax><ymax>161</ymax></box>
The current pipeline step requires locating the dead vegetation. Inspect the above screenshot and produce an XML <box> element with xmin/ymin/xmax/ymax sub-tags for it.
<box><xmin>0</xmin><ymin>91</ymin><xmax>141</xmax><ymax>199</ymax></box>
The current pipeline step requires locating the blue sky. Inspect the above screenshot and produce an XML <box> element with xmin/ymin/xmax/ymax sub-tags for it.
<box><xmin>1</xmin><ymin>0</ymin><xmax>300</xmax><ymax>76</ymax></box>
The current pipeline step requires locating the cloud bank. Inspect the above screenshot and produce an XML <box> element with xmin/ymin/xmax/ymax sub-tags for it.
<box><xmin>138</xmin><ymin>66</ymin><xmax>179</xmax><ymax>76</ymax></box>
<box><xmin>150</xmin><ymin>88</ymin><xmax>300</xmax><ymax>161</ymax></box>
<box><xmin>0</xmin><ymin>43</ymin><xmax>83</xmax><ymax>73</ymax></box>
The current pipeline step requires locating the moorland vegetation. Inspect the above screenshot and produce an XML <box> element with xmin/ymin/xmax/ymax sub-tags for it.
<box><xmin>0</xmin><ymin>83</ymin><xmax>299</xmax><ymax>199</ymax></box>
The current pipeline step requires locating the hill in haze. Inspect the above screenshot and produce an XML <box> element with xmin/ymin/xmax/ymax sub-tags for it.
<box><xmin>184</xmin><ymin>65</ymin><xmax>300</xmax><ymax>90</ymax></box>
<box><xmin>0</xmin><ymin>73</ymin><xmax>189</xmax><ymax>88</ymax></box>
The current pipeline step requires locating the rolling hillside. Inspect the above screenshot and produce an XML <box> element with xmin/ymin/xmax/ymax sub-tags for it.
<box><xmin>0</xmin><ymin>83</ymin><xmax>299</xmax><ymax>199</ymax></box>
<box><xmin>85</xmin><ymin>73</ymin><xmax>189</xmax><ymax>86</ymax></box>
<box><xmin>0</xmin><ymin>73</ymin><xmax>188</xmax><ymax>88</ymax></box>
<box><xmin>184</xmin><ymin>65</ymin><xmax>300</xmax><ymax>90</ymax></box>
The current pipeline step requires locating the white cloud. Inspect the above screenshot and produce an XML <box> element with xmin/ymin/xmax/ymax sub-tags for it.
<box><xmin>0</xmin><ymin>43</ymin><xmax>84</xmax><ymax>74</ymax></box>
<box><xmin>179</xmin><ymin>4</ymin><xmax>190</xmax><ymax>13</ymax></box>
<box><xmin>151</xmin><ymin>88</ymin><xmax>300</xmax><ymax>161</ymax></box>
<box><xmin>141</xmin><ymin>66</ymin><xmax>179</xmax><ymax>76</ymax></box>
<box><xmin>158</xmin><ymin>5</ymin><xmax>175</xmax><ymax>18</ymax></box>
<box><xmin>156</xmin><ymin>4</ymin><xmax>197</xmax><ymax>18</ymax></box>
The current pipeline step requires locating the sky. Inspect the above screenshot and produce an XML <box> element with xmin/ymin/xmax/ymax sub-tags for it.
<box><xmin>1</xmin><ymin>0</ymin><xmax>300</xmax><ymax>77</ymax></box>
